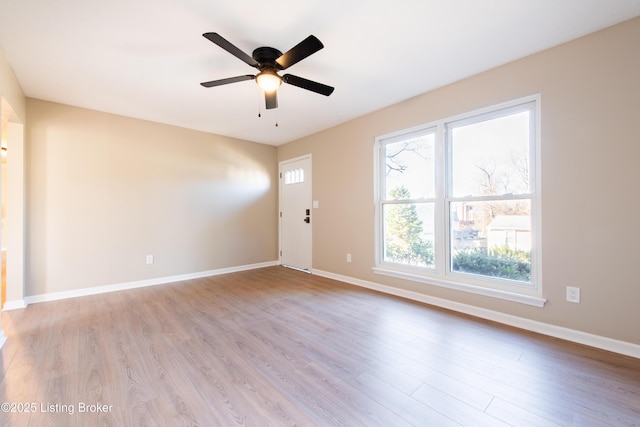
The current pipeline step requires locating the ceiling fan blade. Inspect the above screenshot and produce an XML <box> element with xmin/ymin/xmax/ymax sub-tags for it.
<box><xmin>265</xmin><ymin>90</ymin><xmax>278</xmax><ymax>109</ymax></box>
<box><xmin>282</xmin><ymin>74</ymin><xmax>334</xmax><ymax>96</ymax></box>
<box><xmin>275</xmin><ymin>35</ymin><xmax>324</xmax><ymax>70</ymax></box>
<box><xmin>200</xmin><ymin>75</ymin><xmax>255</xmax><ymax>88</ymax></box>
<box><xmin>203</xmin><ymin>33</ymin><xmax>259</xmax><ymax>68</ymax></box>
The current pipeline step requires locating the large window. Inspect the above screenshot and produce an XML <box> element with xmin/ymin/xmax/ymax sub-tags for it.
<box><xmin>375</xmin><ymin>96</ymin><xmax>543</xmax><ymax>306</ymax></box>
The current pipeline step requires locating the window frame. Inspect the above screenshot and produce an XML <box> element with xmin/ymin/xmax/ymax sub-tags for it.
<box><xmin>373</xmin><ymin>95</ymin><xmax>545</xmax><ymax>307</ymax></box>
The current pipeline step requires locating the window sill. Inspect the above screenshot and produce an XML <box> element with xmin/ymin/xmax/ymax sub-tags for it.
<box><xmin>372</xmin><ymin>267</ymin><xmax>546</xmax><ymax>307</ymax></box>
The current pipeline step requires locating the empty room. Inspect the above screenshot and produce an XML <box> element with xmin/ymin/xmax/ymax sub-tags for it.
<box><xmin>1</xmin><ymin>1</ymin><xmax>640</xmax><ymax>425</ymax></box>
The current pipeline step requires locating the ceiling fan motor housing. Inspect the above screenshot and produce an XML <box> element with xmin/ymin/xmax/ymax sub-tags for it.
<box><xmin>252</xmin><ymin>47</ymin><xmax>284</xmax><ymax>70</ymax></box>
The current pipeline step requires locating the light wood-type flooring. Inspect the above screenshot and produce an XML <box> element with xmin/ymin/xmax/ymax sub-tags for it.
<box><xmin>1</xmin><ymin>266</ymin><xmax>639</xmax><ymax>426</ymax></box>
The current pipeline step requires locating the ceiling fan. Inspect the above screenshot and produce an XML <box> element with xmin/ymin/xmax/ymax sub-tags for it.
<box><xmin>200</xmin><ymin>33</ymin><xmax>334</xmax><ymax>110</ymax></box>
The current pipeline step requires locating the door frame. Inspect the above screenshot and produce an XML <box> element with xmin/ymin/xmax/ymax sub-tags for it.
<box><xmin>278</xmin><ymin>154</ymin><xmax>312</xmax><ymax>272</ymax></box>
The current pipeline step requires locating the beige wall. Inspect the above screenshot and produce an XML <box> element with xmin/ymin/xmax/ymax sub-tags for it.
<box><xmin>278</xmin><ymin>17</ymin><xmax>640</xmax><ymax>345</ymax></box>
<box><xmin>27</xmin><ymin>99</ymin><xmax>278</xmax><ymax>295</ymax></box>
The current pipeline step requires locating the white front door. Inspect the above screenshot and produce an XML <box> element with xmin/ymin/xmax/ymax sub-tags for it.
<box><xmin>279</xmin><ymin>155</ymin><xmax>312</xmax><ymax>271</ymax></box>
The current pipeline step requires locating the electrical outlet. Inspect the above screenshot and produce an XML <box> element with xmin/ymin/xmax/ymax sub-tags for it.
<box><xmin>566</xmin><ymin>286</ymin><xmax>580</xmax><ymax>303</ymax></box>
<box><xmin>346</xmin><ymin>253</ymin><xmax>352</xmax><ymax>263</ymax></box>
<box><xmin>146</xmin><ymin>255</ymin><xmax>154</xmax><ymax>265</ymax></box>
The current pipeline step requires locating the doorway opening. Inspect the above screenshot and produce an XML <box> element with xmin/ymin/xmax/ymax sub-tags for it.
<box><xmin>1</xmin><ymin>97</ymin><xmax>26</xmax><ymax>311</ymax></box>
<box><xmin>1</xmin><ymin>131</ymin><xmax>6</xmax><ymax>307</ymax></box>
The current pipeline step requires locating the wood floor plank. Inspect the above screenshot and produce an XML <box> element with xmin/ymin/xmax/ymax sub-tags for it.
<box><xmin>353</xmin><ymin>371</ymin><xmax>461</xmax><ymax>426</ymax></box>
<box><xmin>485</xmin><ymin>397</ymin><xmax>563</xmax><ymax>427</ymax></box>
<box><xmin>1</xmin><ymin>266</ymin><xmax>639</xmax><ymax>426</ymax></box>
<box><xmin>411</xmin><ymin>383</ymin><xmax>509</xmax><ymax>427</ymax></box>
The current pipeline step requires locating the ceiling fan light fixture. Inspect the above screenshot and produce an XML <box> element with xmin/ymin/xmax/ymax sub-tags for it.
<box><xmin>256</xmin><ymin>69</ymin><xmax>282</xmax><ymax>92</ymax></box>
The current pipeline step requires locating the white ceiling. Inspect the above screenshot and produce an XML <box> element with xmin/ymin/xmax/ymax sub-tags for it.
<box><xmin>1</xmin><ymin>1</ymin><xmax>639</xmax><ymax>146</ymax></box>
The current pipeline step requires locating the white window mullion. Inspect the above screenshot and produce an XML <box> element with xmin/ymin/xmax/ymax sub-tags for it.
<box><xmin>436</xmin><ymin>123</ymin><xmax>448</xmax><ymax>276</ymax></box>
<box><xmin>446</xmin><ymin>193</ymin><xmax>533</xmax><ymax>203</ymax></box>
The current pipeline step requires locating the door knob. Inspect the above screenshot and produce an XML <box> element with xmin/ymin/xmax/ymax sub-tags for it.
<box><xmin>304</xmin><ymin>216</ymin><xmax>310</xmax><ymax>223</ymax></box>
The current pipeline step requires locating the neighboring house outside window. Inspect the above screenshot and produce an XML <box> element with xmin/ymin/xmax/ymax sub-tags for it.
<box><xmin>374</xmin><ymin>95</ymin><xmax>544</xmax><ymax>307</ymax></box>
<box><xmin>486</xmin><ymin>215</ymin><xmax>531</xmax><ymax>252</ymax></box>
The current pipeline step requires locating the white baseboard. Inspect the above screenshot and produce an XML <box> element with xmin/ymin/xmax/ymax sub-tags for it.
<box><xmin>313</xmin><ymin>269</ymin><xmax>640</xmax><ymax>360</ymax></box>
<box><xmin>17</xmin><ymin>261</ymin><xmax>279</xmax><ymax>307</ymax></box>
<box><xmin>0</xmin><ymin>330</ymin><xmax>6</xmax><ymax>349</ymax></box>
<box><xmin>3</xmin><ymin>299</ymin><xmax>27</xmax><ymax>311</ymax></box>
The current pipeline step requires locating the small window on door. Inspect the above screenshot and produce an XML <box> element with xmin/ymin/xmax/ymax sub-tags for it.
<box><xmin>284</xmin><ymin>168</ymin><xmax>305</xmax><ymax>184</ymax></box>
